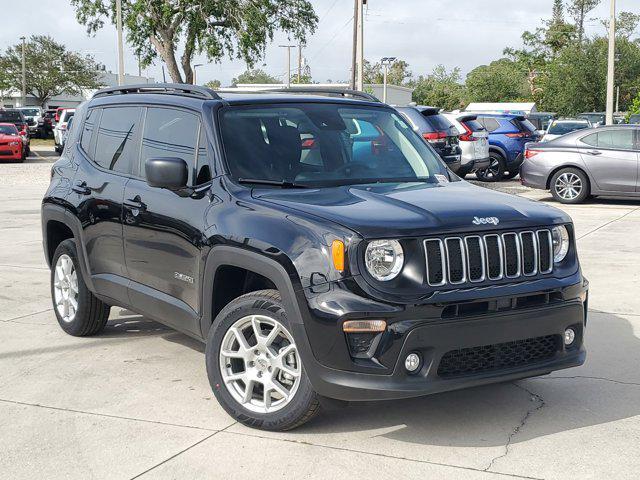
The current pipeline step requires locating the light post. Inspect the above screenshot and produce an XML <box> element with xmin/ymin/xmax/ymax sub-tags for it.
<box><xmin>116</xmin><ymin>0</ymin><xmax>125</xmax><ymax>86</ymax></box>
<box><xmin>605</xmin><ymin>0</ymin><xmax>616</xmax><ymax>125</ymax></box>
<box><xmin>193</xmin><ymin>64</ymin><xmax>203</xmax><ymax>85</ymax></box>
<box><xmin>279</xmin><ymin>45</ymin><xmax>296</xmax><ymax>88</ymax></box>
<box><xmin>380</xmin><ymin>57</ymin><xmax>396</xmax><ymax>103</ymax></box>
<box><xmin>20</xmin><ymin>37</ymin><xmax>26</xmax><ymax>107</ymax></box>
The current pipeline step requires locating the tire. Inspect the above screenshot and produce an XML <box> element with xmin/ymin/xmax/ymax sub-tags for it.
<box><xmin>51</xmin><ymin>239</ymin><xmax>110</xmax><ymax>336</ymax></box>
<box><xmin>206</xmin><ymin>289</ymin><xmax>320</xmax><ymax>431</ymax></box>
<box><xmin>550</xmin><ymin>167</ymin><xmax>590</xmax><ymax>204</ymax></box>
<box><xmin>503</xmin><ymin>170</ymin><xmax>519</xmax><ymax>180</ymax></box>
<box><xmin>456</xmin><ymin>164</ymin><xmax>473</xmax><ymax>179</ymax></box>
<box><xmin>475</xmin><ymin>152</ymin><xmax>505</xmax><ymax>182</ymax></box>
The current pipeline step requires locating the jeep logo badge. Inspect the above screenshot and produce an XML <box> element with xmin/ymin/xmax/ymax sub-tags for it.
<box><xmin>472</xmin><ymin>216</ymin><xmax>500</xmax><ymax>226</ymax></box>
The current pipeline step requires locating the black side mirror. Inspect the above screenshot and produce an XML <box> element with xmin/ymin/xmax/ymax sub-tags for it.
<box><xmin>145</xmin><ymin>157</ymin><xmax>188</xmax><ymax>191</ymax></box>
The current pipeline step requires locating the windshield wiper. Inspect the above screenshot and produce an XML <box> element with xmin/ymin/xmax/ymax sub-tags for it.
<box><xmin>237</xmin><ymin>178</ymin><xmax>309</xmax><ymax>189</ymax></box>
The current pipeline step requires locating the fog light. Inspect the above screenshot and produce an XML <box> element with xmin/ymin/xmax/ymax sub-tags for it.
<box><xmin>564</xmin><ymin>328</ymin><xmax>576</xmax><ymax>346</ymax></box>
<box><xmin>404</xmin><ymin>352</ymin><xmax>421</xmax><ymax>373</ymax></box>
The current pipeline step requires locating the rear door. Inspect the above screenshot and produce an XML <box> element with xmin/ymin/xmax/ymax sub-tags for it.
<box><xmin>122</xmin><ymin>106</ymin><xmax>212</xmax><ymax>336</ymax></box>
<box><xmin>578</xmin><ymin>129</ymin><xmax>638</xmax><ymax>193</ymax></box>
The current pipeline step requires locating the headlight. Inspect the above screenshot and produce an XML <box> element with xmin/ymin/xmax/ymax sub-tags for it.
<box><xmin>9</xmin><ymin>141</ymin><xmax>19</xmax><ymax>146</ymax></box>
<box><xmin>551</xmin><ymin>225</ymin><xmax>570</xmax><ymax>263</ymax></box>
<box><xmin>365</xmin><ymin>240</ymin><xmax>404</xmax><ymax>281</ymax></box>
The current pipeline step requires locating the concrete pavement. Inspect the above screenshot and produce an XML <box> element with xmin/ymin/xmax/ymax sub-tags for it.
<box><xmin>1</xmin><ymin>159</ymin><xmax>639</xmax><ymax>479</ymax></box>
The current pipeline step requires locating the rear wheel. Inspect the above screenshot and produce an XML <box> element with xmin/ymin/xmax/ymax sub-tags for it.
<box><xmin>51</xmin><ymin>239</ymin><xmax>110</xmax><ymax>336</ymax></box>
<box><xmin>550</xmin><ymin>168</ymin><xmax>590</xmax><ymax>204</ymax></box>
<box><xmin>206</xmin><ymin>289</ymin><xmax>320</xmax><ymax>431</ymax></box>
<box><xmin>475</xmin><ymin>152</ymin><xmax>505</xmax><ymax>182</ymax></box>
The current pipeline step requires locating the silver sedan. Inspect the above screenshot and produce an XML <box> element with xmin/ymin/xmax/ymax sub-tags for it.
<box><xmin>520</xmin><ymin>125</ymin><xmax>640</xmax><ymax>203</ymax></box>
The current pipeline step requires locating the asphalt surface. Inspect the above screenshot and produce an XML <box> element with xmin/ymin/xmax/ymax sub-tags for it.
<box><xmin>1</xmin><ymin>148</ymin><xmax>639</xmax><ymax>479</ymax></box>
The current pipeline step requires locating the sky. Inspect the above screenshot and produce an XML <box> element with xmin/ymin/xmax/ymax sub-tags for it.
<box><xmin>0</xmin><ymin>0</ymin><xmax>636</xmax><ymax>86</ymax></box>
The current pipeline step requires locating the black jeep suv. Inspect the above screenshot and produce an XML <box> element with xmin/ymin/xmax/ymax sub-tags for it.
<box><xmin>42</xmin><ymin>84</ymin><xmax>587</xmax><ymax>431</ymax></box>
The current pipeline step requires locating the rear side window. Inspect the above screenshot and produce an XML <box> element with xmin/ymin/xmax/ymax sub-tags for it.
<box><xmin>80</xmin><ymin>109</ymin><xmax>98</xmax><ymax>155</ymax></box>
<box><xmin>94</xmin><ymin>106</ymin><xmax>142</xmax><ymax>174</ymax></box>
<box><xmin>397</xmin><ymin>108</ymin><xmax>435</xmax><ymax>133</ymax></box>
<box><xmin>462</xmin><ymin>119</ymin><xmax>485</xmax><ymax>132</ymax></box>
<box><xmin>478</xmin><ymin>117</ymin><xmax>501</xmax><ymax>132</ymax></box>
<box><xmin>423</xmin><ymin>113</ymin><xmax>454</xmax><ymax>132</ymax></box>
<box><xmin>512</xmin><ymin>119</ymin><xmax>536</xmax><ymax>132</ymax></box>
<box><xmin>581</xmin><ymin>130</ymin><xmax>635</xmax><ymax>150</ymax></box>
<box><xmin>141</xmin><ymin>107</ymin><xmax>199</xmax><ymax>184</ymax></box>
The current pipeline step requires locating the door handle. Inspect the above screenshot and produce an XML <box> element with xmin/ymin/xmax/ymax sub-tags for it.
<box><xmin>72</xmin><ymin>180</ymin><xmax>91</xmax><ymax>195</ymax></box>
<box><xmin>124</xmin><ymin>196</ymin><xmax>147</xmax><ymax>212</ymax></box>
<box><xmin>587</xmin><ymin>150</ymin><xmax>602</xmax><ymax>156</ymax></box>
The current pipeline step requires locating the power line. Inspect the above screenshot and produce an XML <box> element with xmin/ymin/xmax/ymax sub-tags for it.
<box><xmin>308</xmin><ymin>15</ymin><xmax>354</xmax><ymax>62</ymax></box>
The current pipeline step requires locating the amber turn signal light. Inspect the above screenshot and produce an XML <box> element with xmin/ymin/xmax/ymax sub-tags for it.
<box><xmin>342</xmin><ymin>320</ymin><xmax>387</xmax><ymax>333</ymax></box>
<box><xmin>332</xmin><ymin>239</ymin><xmax>345</xmax><ymax>272</ymax></box>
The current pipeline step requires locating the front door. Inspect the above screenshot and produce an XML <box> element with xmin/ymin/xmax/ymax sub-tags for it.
<box><xmin>123</xmin><ymin>106</ymin><xmax>213</xmax><ymax>335</ymax></box>
<box><xmin>579</xmin><ymin>129</ymin><xmax>638</xmax><ymax>193</ymax></box>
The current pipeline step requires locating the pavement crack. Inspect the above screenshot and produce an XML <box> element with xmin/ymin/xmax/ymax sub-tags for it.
<box><xmin>540</xmin><ymin>375</ymin><xmax>640</xmax><ymax>387</ymax></box>
<box><xmin>577</xmin><ymin>206</ymin><xmax>640</xmax><ymax>240</ymax></box>
<box><xmin>484</xmin><ymin>382</ymin><xmax>545</xmax><ymax>473</ymax></box>
<box><xmin>1</xmin><ymin>308</ymin><xmax>53</xmax><ymax>323</ymax></box>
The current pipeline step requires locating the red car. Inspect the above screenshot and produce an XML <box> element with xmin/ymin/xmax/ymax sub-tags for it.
<box><xmin>0</xmin><ymin>123</ymin><xmax>25</xmax><ymax>161</ymax></box>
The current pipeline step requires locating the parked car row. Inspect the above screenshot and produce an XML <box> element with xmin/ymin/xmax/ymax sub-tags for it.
<box><xmin>0</xmin><ymin>109</ymin><xmax>30</xmax><ymax>161</ymax></box>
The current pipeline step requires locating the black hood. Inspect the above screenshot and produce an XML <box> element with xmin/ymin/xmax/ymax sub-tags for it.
<box><xmin>254</xmin><ymin>181</ymin><xmax>571</xmax><ymax>239</ymax></box>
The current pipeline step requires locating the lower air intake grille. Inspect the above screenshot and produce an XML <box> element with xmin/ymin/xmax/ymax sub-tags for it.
<box><xmin>437</xmin><ymin>335</ymin><xmax>560</xmax><ymax>378</ymax></box>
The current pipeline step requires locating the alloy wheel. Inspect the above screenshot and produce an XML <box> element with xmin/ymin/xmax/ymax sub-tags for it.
<box><xmin>554</xmin><ymin>172</ymin><xmax>582</xmax><ymax>200</ymax></box>
<box><xmin>478</xmin><ymin>157</ymin><xmax>501</xmax><ymax>181</ymax></box>
<box><xmin>53</xmin><ymin>254</ymin><xmax>79</xmax><ymax>323</ymax></box>
<box><xmin>219</xmin><ymin>315</ymin><xmax>301</xmax><ymax>413</ymax></box>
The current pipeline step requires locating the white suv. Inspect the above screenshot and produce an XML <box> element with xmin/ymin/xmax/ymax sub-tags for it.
<box><xmin>54</xmin><ymin>109</ymin><xmax>75</xmax><ymax>153</ymax></box>
<box><xmin>443</xmin><ymin>113</ymin><xmax>490</xmax><ymax>177</ymax></box>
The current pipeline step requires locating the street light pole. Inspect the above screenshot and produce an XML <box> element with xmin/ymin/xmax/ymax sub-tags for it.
<box><xmin>20</xmin><ymin>37</ymin><xmax>26</xmax><ymax>107</ymax></box>
<box><xmin>605</xmin><ymin>0</ymin><xmax>616</xmax><ymax>125</ymax></box>
<box><xmin>279</xmin><ymin>45</ymin><xmax>296</xmax><ymax>88</ymax></box>
<box><xmin>380</xmin><ymin>57</ymin><xmax>396</xmax><ymax>103</ymax></box>
<box><xmin>193</xmin><ymin>64</ymin><xmax>203</xmax><ymax>85</ymax></box>
<box><xmin>116</xmin><ymin>0</ymin><xmax>125</xmax><ymax>86</ymax></box>
<box><xmin>350</xmin><ymin>0</ymin><xmax>358</xmax><ymax>90</ymax></box>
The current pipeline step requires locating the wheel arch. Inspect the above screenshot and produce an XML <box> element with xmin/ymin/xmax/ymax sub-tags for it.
<box><xmin>488</xmin><ymin>144</ymin><xmax>507</xmax><ymax>160</ymax></box>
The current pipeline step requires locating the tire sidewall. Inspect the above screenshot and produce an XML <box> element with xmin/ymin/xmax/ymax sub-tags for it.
<box><xmin>205</xmin><ymin>292</ymin><xmax>317</xmax><ymax>431</ymax></box>
<box><xmin>476</xmin><ymin>152</ymin><xmax>505</xmax><ymax>182</ymax></box>
<box><xmin>550</xmin><ymin>168</ymin><xmax>589</xmax><ymax>204</ymax></box>
<box><xmin>51</xmin><ymin>239</ymin><xmax>92</xmax><ymax>335</ymax></box>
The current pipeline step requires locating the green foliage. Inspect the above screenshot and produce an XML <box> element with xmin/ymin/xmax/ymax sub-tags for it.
<box><xmin>1</xmin><ymin>35</ymin><xmax>99</xmax><ymax>107</ymax></box>
<box><xmin>363</xmin><ymin>59</ymin><xmax>412</xmax><ymax>86</ymax></box>
<box><xmin>601</xmin><ymin>11</ymin><xmax>640</xmax><ymax>40</ymax></box>
<box><xmin>626</xmin><ymin>92</ymin><xmax>640</xmax><ymax>122</ymax></box>
<box><xmin>204</xmin><ymin>79</ymin><xmax>221</xmax><ymax>89</ymax></box>
<box><xmin>411</xmin><ymin>65</ymin><xmax>466</xmax><ymax>110</ymax></box>
<box><xmin>290</xmin><ymin>73</ymin><xmax>313</xmax><ymax>84</ymax></box>
<box><xmin>70</xmin><ymin>0</ymin><xmax>318</xmax><ymax>83</ymax></box>
<box><xmin>465</xmin><ymin>59</ymin><xmax>530</xmax><ymax>103</ymax></box>
<box><xmin>232</xmin><ymin>69</ymin><xmax>280</xmax><ymax>86</ymax></box>
<box><xmin>567</xmin><ymin>0</ymin><xmax>600</xmax><ymax>43</ymax></box>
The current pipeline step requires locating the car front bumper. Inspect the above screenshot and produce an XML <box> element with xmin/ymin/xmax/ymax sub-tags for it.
<box><xmin>295</xmin><ymin>275</ymin><xmax>588</xmax><ymax>402</ymax></box>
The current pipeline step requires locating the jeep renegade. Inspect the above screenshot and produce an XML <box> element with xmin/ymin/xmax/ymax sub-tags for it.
<box><xmin>42</xmin><ymin>84</ymin><xmax>588</xmax><ymax>431</ymax></box>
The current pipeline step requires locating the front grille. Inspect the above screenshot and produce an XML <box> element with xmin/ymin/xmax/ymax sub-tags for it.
<box><xmin>437</xmin><ymin>335</ymin><xmax>560</xmax><ymax>378</ymax></box>
<box><xmin>424</xmin><ymin>229</ymin><xmax>553</xmax><ymax>287</ymax></box>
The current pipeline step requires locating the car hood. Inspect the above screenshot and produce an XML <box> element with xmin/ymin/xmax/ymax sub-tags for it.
<box><xmin>254</xmin><ymin>181</ymin><xmax>570</xmax><ymax>239</ymax></box>
<box><xmin>0</xmin><ymin>134</ymin><xmax>19</xmax><ymax>142</ymax></box>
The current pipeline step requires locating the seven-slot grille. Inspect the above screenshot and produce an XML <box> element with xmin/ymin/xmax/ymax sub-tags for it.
<box><xmin>424</xmin><ymin>229</ymin><xmax>553</xmax><ymax>287</ymax></box>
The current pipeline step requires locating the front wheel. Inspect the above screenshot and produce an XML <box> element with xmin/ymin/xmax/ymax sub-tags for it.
<box><xmin>550</xmin><ymin>168</ymin><xmax>590</xmax><ymax>204</ymax></box>
<box><xmin>206</xmin><ymin>290</ymin><xmax>320</xmax><ymax>431</ymax></box>
<box><xmin>475</xmin><ymin>152</ymin><xmax>505</xmax><ymax>182</ymax></box>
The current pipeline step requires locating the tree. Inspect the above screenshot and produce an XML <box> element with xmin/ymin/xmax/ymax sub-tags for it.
<box><xmin>544</xmin><ymin>0</ymin><xmax>577</xmax><ymax>56</ymax></box>
<box><xmin>0</xmin><ymin>58</ymin><xmax>13</xmax><ymax>105</ymax></box>
<box><xmin>411</xmin><ymin>65</ymin><xmax>466</xmax><ymax>110</ymax></box>
<box><xmin>232</xmin><ymin>69</ymin><xmax>279</xmax><ymax>86</ymax></box>
<box><xmin>567</xmin><ymin>0</ymin><xmax>600</xmax><ymax>44</ymax></box>
<box><xmin>601</xmin><ymin>11</ymin><xmax>640</xmax><ymax>40</ymax></box>
<box><xmin>204</xmin><ymin>79</ymin><xmax>221</xmax><ymax>89</ymax></box>
<box><xmin>71</xmin><ymin>0</ymin><xmax>318</xmax><ymax>84</ymax></box>
<box><xmin>1</xmin><ymin>35</ymin><xmax>99</xmax><ymax>107</ymax></box>
<box><xmin>626</xmin><ymin>92</ymin><xmax>640</xmax><ymax>122</ymax></box>
<box><xmin>363</xmin><ymin>59</ymin><xmax>412</xmax><ymax>86</ymax></box>
<box><xmin>465</xmin><ymin>59</ymin><xmax>530</xmax><ymax>103</ymax></box>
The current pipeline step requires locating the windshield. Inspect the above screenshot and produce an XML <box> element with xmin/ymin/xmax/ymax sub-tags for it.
<box><xmin>220</xmin><ymin>103</ymin><xmax>448</xmax><ymax>187</ymax></box>
<box><xmin>0</xmin><ymin>125</ymin><xmax>18</xmax><ymax>135</ymax></box>
<box><xmin>548</xmin><ymin>121</ymin><xmax>589</xmax><ymax>135</ymax></box>
<box><xmin>20</xmin><ymin>109</ymin><xmax>39</xmax><ymax>116</ymax></box>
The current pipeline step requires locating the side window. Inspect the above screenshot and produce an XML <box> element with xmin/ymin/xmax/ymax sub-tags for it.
<box><xmin>141</xmin><ymin>107</ymin><xmax>199</xmax><ymax>184</ymax></box>
<box><xmin>483</xmin><ymin>118</ymin><xmax>500</xmax><ymax>132</ymax></box>
<box><xmin>581</xmin><ymin>133</ymin><xmax>598</xmax><ymax>147</ymax></box>
<box><xmin>596</xmin><ymin>129</ymin><xmax>634</xmax><ymax>150</ymax></box>
<box><xmin>195</xmin><ymin>126</ymin><xmax>212</xmax><ymax>185</ymax></box>
<box><xmin>94</xmin><ymin>107</ymin><xmax>142</xmax><ymax>174</ymax></box>
<box><xmin>80</xmin><ymin>108</ymin><xmax>98</xmax><ymax>157</ymax></box>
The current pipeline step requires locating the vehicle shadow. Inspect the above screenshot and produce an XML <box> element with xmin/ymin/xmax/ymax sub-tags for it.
<box><xmin>295</xmin><ymin>311</ymin><xmax>640</xmax><ymax>448</ymax></box>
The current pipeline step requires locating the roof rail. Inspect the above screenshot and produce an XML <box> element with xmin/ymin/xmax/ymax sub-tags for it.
<box><xmin>92</xmin><ymin>83</ymin><xmax>222</xmax><ymax>100</ymax></box>
<box><xmin>226</xmin><ymin>87</ymin><xmax>380</xmax><ymax>102</ymax></box>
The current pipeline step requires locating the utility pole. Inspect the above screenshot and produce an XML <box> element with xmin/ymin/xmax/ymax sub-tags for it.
<box><xmin>297</xmin><ymin>45</ymin><xmax>302</xmax><ymax>83</ymax></box>
<box><xmin>20</xmin><ymin>37</ymin><xmax>26</xmax><ymax>107</ymax></box>
<box><xmin>616</xmin><ymin>86</ymin><xmax>620</xmax><ymax>113</ymax></box>
<box><xmin>192</xmin><ymin>64</ymin><xmax>203</xmax><ymax>85</ymax></box>
<box><xmin>350</xmin><ymin>0</ymin><xmax>358</xmax><ymax>89</ymax></box>
<box><xmin>116</xmin><ymin>0</ymin><xmax>125</xmax><ymax>86</ymax></box>
<box><xmin>279</xmin><ymin>45</ymin><xmax>296</xmax><ymax>88</ymax></box>
<box><xmin>381</xmin><ymin>57</ymin><xmax>396</xmax><ymax>103</ymax></box>
<box><xmin>605</xmin><ymin>0</ymin><xmax>616</xmax><ymax>125</ymax></box>
<box><xmin>356</xmin><ymin>0</ymin><xmax>365</xmax><ymax>91</ymax></box>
